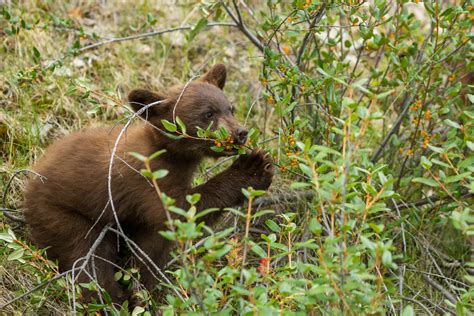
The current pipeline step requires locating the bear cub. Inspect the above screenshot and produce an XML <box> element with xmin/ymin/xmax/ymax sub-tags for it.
<box><xmin>24</xmin><ymin>64</ymin><xmax>273</xmax><ymax>303</ymax></box>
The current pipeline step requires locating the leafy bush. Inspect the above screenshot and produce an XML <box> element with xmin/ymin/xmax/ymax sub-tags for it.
<box><xmin>1</xmin><ymin>0</ymin><xmax>473</xmax><ymax>314</ymax></box>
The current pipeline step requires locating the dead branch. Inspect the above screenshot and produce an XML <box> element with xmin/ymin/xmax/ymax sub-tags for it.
<box><xmin>421</xmin><ymin>274</ymin><xmax>457</xmax><ymax>305</ymax></box>
<box><xmin>71</xmin><ymin>224</ymin><xmax>112</xmax><ymax>313</ymax></box>
<box><xmin>78</xmin><ymin>22</ymin><xmax>237</xmax><ymax>53</ymax></box>
<box><xmin>295</xmin><ymin>4</ymin><xmax>326</xmax><ymax>68</ymax></box>
<box><xmin>223</xmin><ymin>1</ymin><xmax>264</xmax><ymax>52</ymax></box>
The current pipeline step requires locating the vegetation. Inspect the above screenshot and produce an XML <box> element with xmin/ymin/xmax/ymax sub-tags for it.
<box><xmin>1</xmin><ymin>0</ymin><xmax>473</xmax><ymax>314</ymax></box>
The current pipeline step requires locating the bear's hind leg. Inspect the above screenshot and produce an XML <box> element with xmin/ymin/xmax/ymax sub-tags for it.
<box><xmin>127</xmin><ymin>226</ymin><xmax>171</xmax><ymax>297</ymax></box>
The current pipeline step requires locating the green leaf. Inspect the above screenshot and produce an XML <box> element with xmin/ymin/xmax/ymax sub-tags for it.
<box><xmin>152</xmin><ymin>169</ymin><xmax>169</xmax><ymax>179</ymax></box>
<box><xmin>149</xmin><ymin>149</ymin><xmax>166</xmax><ymax>160</ymax></box>
<box><xmin>189</xmin><ymin>18</ymin><xmax>208</xmax><ymax>41</ymax></box>
<box><xmin>132</xmin><ymin>306</ymin><xmax>145</xmax><ymax>316</ymax></box>
<box><xmin>445</xmin><ymin>172</ymin><xmax>471</xmax><ymax>184</ymax></box>
<box><xmin>249</xmin><ymin>240</ymin><xmax>266</xmax><ymax>258</ymax></box>
<box><xmin>223</xmin><ymin>207</ymin><xmax>245</xmax><ymax>218</ymax></box>
<box><xmin>467</xmin><ymin>94</ymin><xmax>474</xmax><ymax>104</ymax></box>
<box><xmin>443</xmin><ymin>119</ymin><xmax>461</xmax><ymax>129</ymax></box>
<box><xmin>382</xmin><ymin>250</ymin><xmax>392</xmax><ymax>266</ymax></box>
<box><xmin>290</xmin><ymin>182</ymin><xmax>311</xmax><ymax>189</ymax></box>
<box><xmin>32</xmin><ymin>46</ymin><xmax>40</xmax><ymax>59</ymax></box>
<box><xmin>459</xmin><ymin>156</ymin><xmax>474</xmax><ymax>169</ymax></box>
<box><xmin>8</xmin><ymin>248</ymin><xmax>24</xmax><ymax>261</ymax></box>
<box><xmin>0</xmin><ymin>233</ymin><xmax>13</xmax><ymax>243</ymax></box>
<box><xmin>186</xmin><ymin>193</ymin><xmax>201</xmax><ymax>205</ymax></box>
<box><xmin>114</xmin><ymin>271</ymin><xmax>123</xmax><ymax>281</ymax></box>
<box><xmin>175</xmin><ymin>116</ymin><xmax>186</xmax><ymax>134</ymax></box>
<box><xmin>161</xmin><ymin>119</ymin><xmax>177</xmax><ymax>132</ymax></box>
<box><xmin>412</xmin><ymin>177</ymin><xmax>439</xmax><ymax>187</ymax></box>
<box><xmin>401</xmin><ymin>305</ymin><xmax>414</xmax><ymax>316</ymax></box>
<box><xmin>168</xmin><ymin>206</ymin><xmax>187</xmax><ymax>217</ymax></box>
<box><xmin>309</xmin><ymin>218</ymin><xmax>322</xmax><ymax>235</ymax></box>
<box><xmin>159</xmin><ymin>231</ymin><xmax>176</xmax><ymax>241</ymax></box>
<box><xmin>129</xmin><ymin>152</ymin><xmax>146</xmax><ymax>161</ymax></box>
<box><xmin>265</xmin><ymin>219</ymin><xmax>281</xmax><ymax>233</ymax></box>
<box><xmin>252</xmin><ymin>210</ymin><xmax>274</xmax><ymax>218</ymax></box>
<box><xmin>140</xmin><ymin>169</ymin><xmax>152</xmax><ymax>178</ymax></box>
<box><xmin>195</xmin><ymin>208</ymin><xmax>220</xmax><ymax>220</ymax></box>
<box><xmin>420</xmin><ymin>156</ymin><xmax>432</xmax><ymax>169</ymax></box>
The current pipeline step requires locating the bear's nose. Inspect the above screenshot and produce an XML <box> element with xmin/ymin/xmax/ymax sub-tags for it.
<box><xmin>233</xmin><ymin>127</ymin><xmax>248</xmax><ymax>145</ymax></box>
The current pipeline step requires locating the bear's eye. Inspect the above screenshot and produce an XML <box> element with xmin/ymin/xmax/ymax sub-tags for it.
<box><xmin>204</xmin><ymin>111</ymin><xmax>214</xmax><ymax>119</ymax></box>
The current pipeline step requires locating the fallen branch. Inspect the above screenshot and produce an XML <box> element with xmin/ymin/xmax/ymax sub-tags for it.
<box><xmin>0</xmin><ymin>207</ymin><xmax>25</xmax><ymax>224</ymax></box>
<box><xmin>78</xmin><ymin>22</ymin><xmax>237</xmax><ymax>53</ymax></box>
<box><xmin>421</xmin><ymin>274</ymin><xmax>457</xmax><ymax>305</ymax></box>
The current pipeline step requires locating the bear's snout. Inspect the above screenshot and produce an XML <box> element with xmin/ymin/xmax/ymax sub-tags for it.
<box><xmin>233</xmin><ymin>127</ymin><xmax>248</xmax><ymax>145</ymax></box>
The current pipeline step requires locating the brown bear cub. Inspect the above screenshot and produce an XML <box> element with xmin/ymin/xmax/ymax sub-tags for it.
<box><xmin>24</xmin><ymin>64</ymin><xmax>273</xmax><ymax>303</ymax></box>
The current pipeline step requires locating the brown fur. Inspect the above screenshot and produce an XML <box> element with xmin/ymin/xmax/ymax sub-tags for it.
<box><xmin>24</xmin><ymin>64</ymin><xmax>273</xmax><ymax>303</ymax></box>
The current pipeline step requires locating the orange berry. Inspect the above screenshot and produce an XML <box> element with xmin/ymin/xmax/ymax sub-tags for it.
<box><xmin>423</xmin><ymin>137</ymin><xmax>430</xmax><ymax>149</ymax></box>
<box><xmin>424</xmin><ymin>110</ymin><xmax>431</xmax><ymax>120</ymax></box>
<box><xmin>282</xmin><ymin>45</ymin><xmax>290</xmax><ymax>55</ymax></box>
<box><xmin>406</xmin><ymin>149</ymin><xmax>414</xmax><ymax>156</ymax></box>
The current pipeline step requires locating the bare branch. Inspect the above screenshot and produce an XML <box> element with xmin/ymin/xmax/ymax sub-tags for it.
<box><xmin>421</xmin><ymin>274</ymin><xmax>457</xmax><ymax>305</ymax></box>
<box><xmin>295</xmin><ymin>4</ymin><xmax>326</xmax><ymax>68</ymax></box>
<box><xmin>78</xmin><ymin>22</ymin><xmax>237</xmax><ymax>53</ymax></box>
<box><xmin>223</xmin><ymin>3</ymin><xmax>264</xmax><ymax>52</ymax></box>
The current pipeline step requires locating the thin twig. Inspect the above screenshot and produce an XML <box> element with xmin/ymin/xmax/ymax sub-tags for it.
<box><xmin>223</xmin><ymin>2</ymin><xmax>264</xmax><ymax>52</ymax></box>
<box><xmin>78</xmin><ymin>22</ymin><xmax>237</xmax><ymax>53</ymax></box>
<box><xmin>295</xmin><ymin>4</ymin><xmax>326</xmax><ymax>68</ymax></box>
<box><xmin>71</xmin><ymin>224</ymin><xmax>112</xmax><ymax>313</ymax></box>
<box><xmin>2</xmin><ymin>169</ymin><xmax>46</xmax><ymax>210</ymax></box>
<box><xmin>400</xmin><ymin>296</ymin><xmax>433</xmax><ymax>315</ymax></box>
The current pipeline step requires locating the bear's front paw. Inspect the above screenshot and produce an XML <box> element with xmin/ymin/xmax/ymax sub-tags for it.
<box><xmin>231</xmin><ymin>149</ymin><xmax>274</xmax><ymax>191</ymax></box>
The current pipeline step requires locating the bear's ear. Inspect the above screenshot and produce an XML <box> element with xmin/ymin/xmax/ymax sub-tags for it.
<box><xmin>128</xmin><ymin>89</ymin><xmax>167</xmax><ymax>118</ymax></box>
<box><xmin>200</xmin><ymin>64</ymin><xmax>226</xmax><ymax>90</ymax></box>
